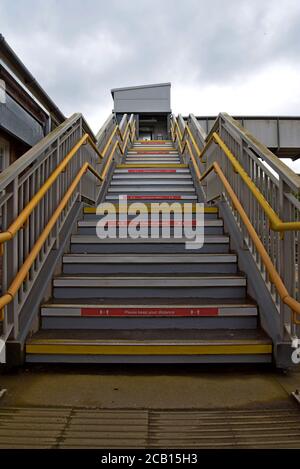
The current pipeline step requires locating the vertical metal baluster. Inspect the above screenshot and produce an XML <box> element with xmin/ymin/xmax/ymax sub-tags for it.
<box><xmin>29</xmin><ymin>174</ymin><xmax>35</xmax><ymax>282</ymax></box>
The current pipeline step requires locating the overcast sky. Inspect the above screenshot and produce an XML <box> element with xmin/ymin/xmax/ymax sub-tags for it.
<box><xmin>1</xmin><ymin>0</ymin><xmax>300</xmax><ymax>168</ymax></box>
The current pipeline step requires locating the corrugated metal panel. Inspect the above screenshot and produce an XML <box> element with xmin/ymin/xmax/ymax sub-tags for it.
<box><xmin>112</xmin><ymin>83</ymin><xmax>171</xmax><ymax>114</ymax></box>
<box><xmin>0</xmin><ymin>94</ymin><xmax>44</xmax><ymax>146</ymax></box>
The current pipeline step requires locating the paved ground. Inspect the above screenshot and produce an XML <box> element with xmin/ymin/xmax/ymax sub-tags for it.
<box><xmin>1</xmin><ymin>363</ymin><xmax>300</xmax><ymax>410</ymax></box>
<box><xmin>1</xmin><ymin>364</ymin><xmax>300</xmax><ymax>448</ymax></box>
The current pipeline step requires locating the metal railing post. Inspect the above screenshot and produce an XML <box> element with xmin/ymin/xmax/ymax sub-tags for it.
<box><xmin>172</xmin><ymin>112</ymin><xmax>300</xmax><ymax>339</ymax></box>
<box><xmin>279</xmin><ymin>179</ymin><xmax>294</xmax><ymax>338</ymax></box>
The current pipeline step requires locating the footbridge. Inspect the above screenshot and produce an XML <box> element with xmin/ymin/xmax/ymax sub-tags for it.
<box><xmin>0</xmin><ymin>92</ymin><xmax>300</xmax><ymax>368</ymax></box>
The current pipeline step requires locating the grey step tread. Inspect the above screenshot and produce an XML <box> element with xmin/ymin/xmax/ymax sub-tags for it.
<box><xmin>83</xmin><ymin>202</ymin><xmax>214</xmax><ymax>207</ymax></box>
<box><xmin>125</xmin><ymin>160</ymin><xmax>181</xmax><ymax>163</ymax></box>
<box><xmin>107</xmin><ymin>187</ymin><xmax>196</xmax><ymax>192</ymax></box>
<box><xmin>63</xmin><ymin>253</ymin><xmax>233</xmax><ymax>263</ymax></box>
<box><xmin>41</xmin><ymin>302</ymin><xmax>257</xmax><ymax>317</ymax></box>
<box><xmin>26</xmin><ymin>328</ymin><xmax>271</xmax><ymax>344</ymax></box>
<box><xmin>114</xmin><ymin>169</ymin><xmax>190</xmax><ymax>173</ymax></box>
<box><xmin>132</xmin><ymin>147</ymin><xmax>174</xmax><ymax>149</ymax></box>
<box><xmin>77</xmin><ymin>220</ymin><xmax>223</xmax><ymax>228</ymax></box>
<box><xmin>125</xmin><ymin>159</ymin><xmax>181</xmax><ymax>162</ymax></box>
<box><xmin>126</xmin><ymin>153</ymin><xmax>181</xmax><ymax>161</ymax></box>
<box><xmin>132</xmin><ymin>148</ymin><xmax>175</xmax><ymax>150</ymax></box>
<box><xmin>126</xmin><ymin>158</ymin><xmax>180</xmax><ymax>161</ymax></box>
<box><xmin>130</xmin><ymin>151</ymin><xmax>176</xmax><ymax>153</ymax></box>
<box><xmin>105</xmin><ymin>195</ymin><xmax>198</xmax><ymax>200</ymax></box>
<box><xmin>43</xmin><ymin>297</ymin><xmax>257</xmax><ymax>307</ymax></box>
<box><xmin>126</xmin><ymin>157</ymin><xmax>180</xmax><ymax>160</ymax></box>
<box><xmin>112</xmin><ymin>175</ymin><xmax>193</xmax><ymax>179</ymax></box>
<box><xmin>41</xmin><ymin>302</ymin><xmax>257</xmax><ymax>310</ymax></box>
<box><xmin>128</xmin><ymin>152</ymin><xmax>178</xmax><ymax>153</ymax></box>
<box><xmin>53</xmin><ymin>275</ymin><xmax>247</xmax><ymax>287</ymax></box>
<box><xmin>110</xmin><ymin>180</ymin><xmax>193</xmax><ymax>185</ymax></box>
<box><xmin>129</xmin><ymin>148</ymin><xmax>177</xmax><ymax>150</ymax></box>
<box><xmin>117</xmin><ymin>165</ymin><xmax>188</xmax><ymax>169</ymax></box>
<box><xmin>70</xmin><ymin>235</ymin><xmax>230</xmax><ymax>244</ymax></box>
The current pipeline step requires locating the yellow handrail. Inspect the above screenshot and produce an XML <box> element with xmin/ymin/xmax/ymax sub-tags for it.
<box><xmin>0</xmin><ymin>118</ymin><xmax>136</xmax><ymax>320</ymax></box>
<box><xmin>101</xmin><ymin>121</ymin><xmax>135</xmax><ymax>180</ymax></box>
<box><xmin>172</xmin><ymin>118</ymin><xmax>300</xmax><ymax>232</ymax></box>
<box><xmin>199</xmin><ymin>161</ymin><xmax>300</xmax><ymax>323</ymax></box>
<box><xmin>0</xmin><ymin>119</ymin><xmax>135</xmax><ymax>246</ymax></box>
<box><xmin>0</xmin><ymin>133</ymin><xmax>100</xmax><ymax>245</ymax></box>
<box><xmin>0</xmin><ymin>162</ymin><xmax>102</xmax><ymax>314</ymax></box>
<box><xmin>171</xmin><ymin>116</ymin><xmax>300</xmax><ymax>323</ymax></box>
<box><xmin>97</xmin><ymin>119</ymin><xmax>134</xmax><ymax>157</ymax></box>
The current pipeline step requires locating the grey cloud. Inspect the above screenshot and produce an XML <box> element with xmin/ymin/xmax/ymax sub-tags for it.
<box><xmin>1</xmin><ymin>0</ymin><xmax>300</xmax><ymax>129</ymax></box>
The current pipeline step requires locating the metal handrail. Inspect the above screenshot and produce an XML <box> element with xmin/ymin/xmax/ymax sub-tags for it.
<box><xmin>171</xmin><ymin>115</ymin><xmax>300</xmax><ymax>324</ymax></box>
<box><xmin>172</xmin><ymin>119</ymin><xmax>202</xmax><ymax>158</ymax></box>
<box><xmin>207</xmin><ymin>113</ymin><xmax>300</xmax><ymax>192</ymax></box>
<box><xmin>171</xmin><ymin>119</ymin><xmax>300</xmax><ymax>232</ymax></box>
<box><xmin>100</xmin><ymin>120</ymin><xmax>136</xmax><ymax>180</ymax></box>
<box><xmin>199</xmin><ymin>161</ymin><xmax>300</xmax><ymax>323</ymax></box>
<box><xmin>0</xmin><ymin>134</ymin><xmax>102</xmax><ymax>245</ymax></box>
<box><xmin>0</xmin><ymin>162</ymin><xmax>102</xmax><ymax>315</ymax></box>
<box><xmin>99</xmin><ymin>118</ymin><xmax>135</xmax><ymax>158</ymax></box>
<box><xmin>0</xmin><ymin>113</ymin><xmax>83</xmax><ymax>191</ymax></box>
<box><xmin>0</xmin><ymin>118</ymin><xmax>135</xmax><ymax>246</ymax></box>
<box><xmin>0</xmin><ymin>112</ymin><xmax>136</xmax><ymax>347</ymax></box>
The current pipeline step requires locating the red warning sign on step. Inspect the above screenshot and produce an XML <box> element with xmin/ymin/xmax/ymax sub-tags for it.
<box><xmin>81</xmin><ymin>307</ymin><xmax>219</xmax><ymax>317</ymax></box>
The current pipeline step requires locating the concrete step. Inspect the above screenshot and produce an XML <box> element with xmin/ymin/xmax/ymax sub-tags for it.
<box><xmin>133</xmin><ymin>145</ymin><xmax>174</xmax><ymax>147</ymax></box>
<box><xmin>83</xmin><ymin>205</ymin><xmax>219</xmax><ymax>217</ymax></box>
<box><xmin>62</xmin><ymin>252</ymin><xmax>235</xmax><ymax>274</ymax></box>
<box><xmin>131</xmin><ymin>145</ymin><xmax>174</xmax><ymax>148</ymax></box>
<box><xmin>126</xmin><ymin>159</ymin><xmax>181</xmax><ymax>162</ymax></box>
<box><xmin>128</xmin><ymin>152</ymin><xmax>177</xmax><ymax>156</ymax></box>
<box><xmin>110</xmin><ymin>179</ymin><xmax>194</xmax><ymax>185</ymax></box>
<box><xmin>129</xmin><ymin>154</ymin><xmax>177</xmax><ymax>156</ymax></box>
<box><xmin>78</xmin><ymin>219</ymin><xmax>224</xmax><ymax>227</ymax></box>
<box><xmin>25</xmin><ymin>329</ymin><xmax>272</xmax><ymax>364</ymax></box>
<box><xmin>128</xmin><ymin>151</ymin><xmax>178</xmax><ymax>154</ymax></box>
<box><xmin>105</xmin><ymin>195</ymin><xmax>198</xmax><ymax>201</ymax></box>
<box><xmin>83</xmin><ymin>209</ymin><xmax>218</xmax><ymax>222</ymax></box>
<box><xmin>70</xmin><ymin>235</ymin><xmax>230</xmax><ymax>254</ymax></box>
<box><xmin>126</xmin><ymin>157</ymin><xmax>179</xmax><ymax>160</ymax></box>
<box><xmin>76</xmin><ymin>220</ymin><xmax>224</xmax><ymax>236</ymax></box>
<box><xmin>131</xmin><ymin>144</ymin><xmax>174</xmax><ymax>147</ymax></box>
<box><xmin>112</xmin><ymin>174</ymin><xmax>193</xmax><ymax>179</ymax></box>
<box><xmin>125</xmin><ymin>160</ymin><xmax>181</xmax><ymax>164</ymax></box>
<box><xmin>135</xmin><ymin>139</ymin><xmax>172</xmax><ymax>141</ymax></box>
<box><xmin>114</xmin><ymin>169</ymin><xmax>190</xmax><ymax>174</ymax></box>
<box><xmin>41</xmin><ymin>300</ymin><xmax>257</xmax><ymax>330</ymax></box>
<box><xmin>53</xmin><ymin>274</ymin><xmax>246</xmax><ymax>299</ymax></box>
<box><xmin>107</xmin><ymin>187</ymin><xmax>196</xmax><ymax>193</ymax></box>
<box><xmin>117</xmin><ymin>164</ymin><xmax>188</xmax><ymax>169</ymax></box>
<box><xmin>82</xmin><ymin>213</ymin><xmax>219</xmax><ymax>221</ymax></box>
<box><xmin>126</xmin><ymin>154</ymin><xmax>180</xmax><ymax>157</ymax></box>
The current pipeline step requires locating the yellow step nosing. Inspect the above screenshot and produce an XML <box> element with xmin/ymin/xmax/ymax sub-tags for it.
<box><xmin>26</xmin><ymin>343</ymin><xmax>272</xmax><ymax>356</ymax></box>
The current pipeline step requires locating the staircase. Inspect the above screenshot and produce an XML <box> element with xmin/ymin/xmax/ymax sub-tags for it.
<box><xmin>25</xmin><ymin>139</ymin><xmax>272</xmax><ymax>363</ymax></box>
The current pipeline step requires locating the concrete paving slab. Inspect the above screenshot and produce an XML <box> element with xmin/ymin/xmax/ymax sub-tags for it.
<box><xmin>1</xmin><ymin>364</ymin><xmax>299</xmax><ymax>410</ymax></box>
